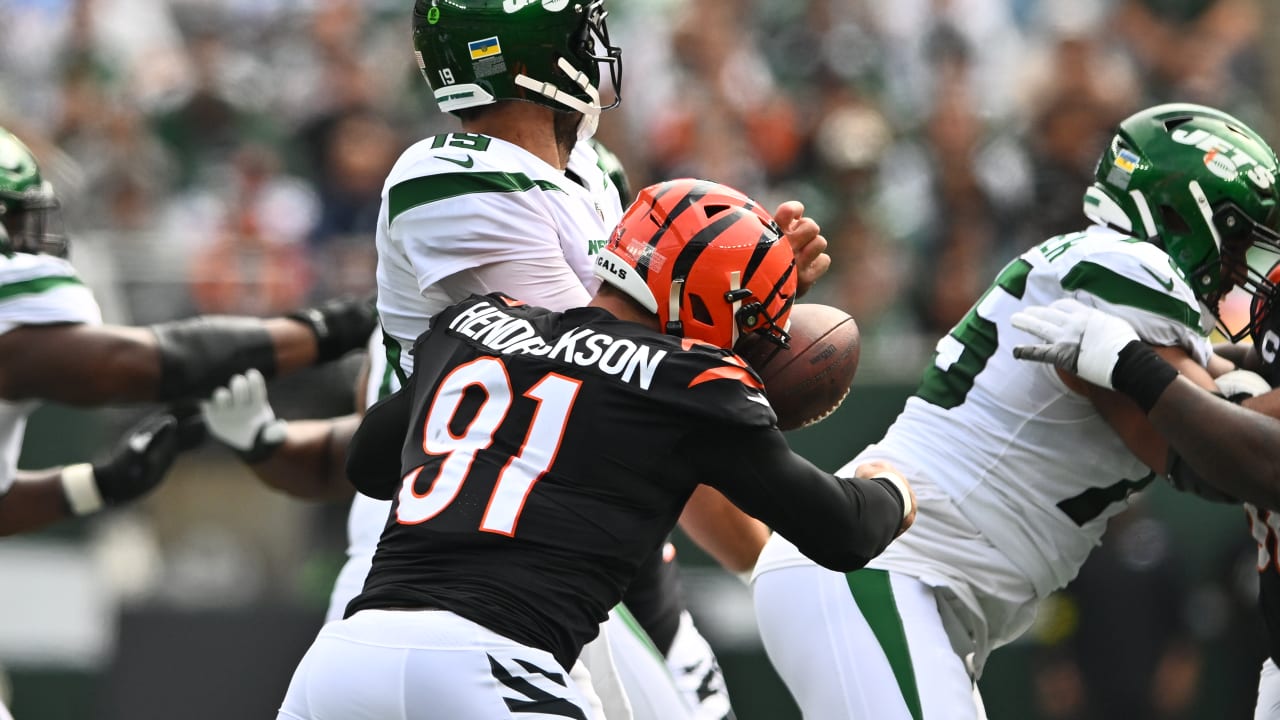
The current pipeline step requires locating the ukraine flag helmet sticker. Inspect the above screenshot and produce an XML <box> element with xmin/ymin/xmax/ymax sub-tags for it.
<box><xmin>469</xmin><ymin>36</ymin><xmax>502</xmax><ymax>60</ymax></box>
<box><xmin>468</xmin><ymin>36</ymin><xmax>507</xmax><ymax>78</ymax></box>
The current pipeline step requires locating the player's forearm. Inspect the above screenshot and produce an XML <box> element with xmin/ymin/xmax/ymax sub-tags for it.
<box><xmin>1105</xmin><ymin>343</ymin><xmax>1280</xmax><ymax>508</ymax></box>
<box><xmin>1148</xmin><ymin>378</ymin><xmax>1280</xmax><ymax>509</ymax></box>
<box><xmin>699</xmin><ymin>430</ymin><xmax>905</xmax><ymax>572</ymax></box>
<box><xmin>0</xmin><ymin>317</ymin><xmax>321</xmax><ymax>405</ymax></box>
<box><xmin>246</xmin><ymin>416</ymin><xmax>359</xmax><ymax>501</ymax></box>
<box><xmin>678</xmin><ymin>485</ymin><xmax>770</xmax><ymax>573</ymax></box>
<box><xmin>0</xmin><ymin>471</ymin><xmax>70</xmax><ymax>536</ymax></box>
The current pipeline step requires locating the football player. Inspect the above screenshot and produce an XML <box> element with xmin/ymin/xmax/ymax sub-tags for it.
<box><xmin>0</xmin><ymin>127</ymin><xmax>376</xmax><ymax>716</ymax></box>
<box><xmin>1012</xmin><ymin>272</ymin><xmax>1280</xmax><ymax>716</ymax></box>
<box><xmin>222</xmin><ymin>2</ymin><xmax>829</xmax><ymax>719</ymax></box>
<box><xmin>274</xmin><ymin>178</ymin><xmax>915</xmax><ymax>720</ymax></box>
<box><xmin>0</xmin><ymin>126</ymin><xmax>375</xmax><ymax>527</ymax></box>
<box><xmin>751</xmin><ymin>102</ymin><xmax>1280</xmax><ymax>718</ymax></box>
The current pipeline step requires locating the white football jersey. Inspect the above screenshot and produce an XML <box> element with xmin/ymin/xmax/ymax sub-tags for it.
<box><xmin>874</xmin><ymin>225</ymin><xmax>1211</xmax><ymax>596</ymax></box>
<box><xmin>331</xmin><ymin>139</ymin><xmax>624</xmax><ymax>622</ymax></box>
<box><xmin>374</xmin><ymin>134</ymin><xmax>622</xmax><ymax>378</ymax></box>
<box><xmin>760</xmin><ymin>226</ymin><xmax>1211</xmax><ymax>602</ymax></box>
<box><xmin>0</xmin><ymin>252</ymin><xmax>101</xmax><ymax>494</ymax></box>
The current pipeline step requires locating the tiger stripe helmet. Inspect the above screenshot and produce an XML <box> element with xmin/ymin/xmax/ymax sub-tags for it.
<box><xmin>594</xmin><ymin>178</ymin><xmax>796</xmax><ymax>350</ymax></box>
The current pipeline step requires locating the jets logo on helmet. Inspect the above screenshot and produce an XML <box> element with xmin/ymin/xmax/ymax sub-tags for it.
<box><xmin>1171</xmin><ymin>126</ymin><xmax>1276</xmax><ymax>189</ymax></box>
<box><xmin>594</xmin><ymin>179</ymin><xmax>796</xmax><ymax>351</ymax></box>
<box><xmin>1082</xmin><ymin>103</ymin><xmax>1280</xmax><ymax>341</ymax></box>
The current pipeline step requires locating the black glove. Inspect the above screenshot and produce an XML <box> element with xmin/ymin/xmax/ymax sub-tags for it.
<box><xmin>288</xmin><ymin>293</ymin><xmax>378</xmax><ymax>364</ymax></box>
<box><xmin>169</xmin><ymin>399</ymin><xmax>210</xmax><ymax>451</ymax></box>
<box><xmin>61</xmin><ymin>413</ymin><xmax>181</xmax><ymax>515</ymax></box>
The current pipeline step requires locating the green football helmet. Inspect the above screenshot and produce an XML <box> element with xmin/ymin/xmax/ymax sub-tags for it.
<box><xmin>0</xmin><ymin>128</ymin><xmax>67</xmax><ymax>258</ymax></box>
<box><xmin>1083</xmin><ymin>103</ymin><xmax>1280</xmax><ymax>340</ymax></box>
<box><xmin>412</xmin><ymin>0</ymin><xmax>622</xmax><ymax>139</ymax></box>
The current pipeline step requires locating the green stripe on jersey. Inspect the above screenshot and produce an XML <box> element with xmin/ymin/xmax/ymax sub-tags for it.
<box><xmin>376</xmin><ymin>356</ymin><xmax>396</xmax><ymax>402</ymax></box>
<box><xmin>996</xmin><ymin>258</ymin><xmax>1032</xmax><ymax>299</ymax></box>
<box><xmin>388</xmin><ymin>172</ymin><xmax>565</xmax><ymax>224</ymax></box>
<box><xmin>0</xmin><ymin>274</ymin><xmax>83</xmax><ymax>301</ymax></box>
<box><xmin>382</xmin><ymin>330</ymin><xmax>407</xmax><ymax>388</ymax></box>
<box><xmin>846</xmin><ymin>569</ymin><xmax>923</xmax><ymax>720</ymax></box>
<box><xmin>1060</xmin><ymin>261</ymin><xmax>1201</xmax><ymax>331</ymax></box>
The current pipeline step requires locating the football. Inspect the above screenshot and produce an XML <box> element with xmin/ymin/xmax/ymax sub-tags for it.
<box><xmin>736</xmin><ymin>303</ymin><xmax>861</xmax><ymax>431</ymax></box>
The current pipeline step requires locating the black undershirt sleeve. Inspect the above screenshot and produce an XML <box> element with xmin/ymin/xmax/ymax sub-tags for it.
<box><xmin>346</xmin><ymin>382</ymin><xmax>414</xmax><ymax>501</ymax></box>
<box><xmin>688</xmin><ymin>425</ymin><xmax>904</xmax><ymax>572</ymax></box>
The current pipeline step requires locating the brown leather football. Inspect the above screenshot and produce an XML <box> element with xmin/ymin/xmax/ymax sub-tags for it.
<box><xmin>737</xmin><ymin>303</ymin><xmax>861</xmax><ymax>431</ymax></box>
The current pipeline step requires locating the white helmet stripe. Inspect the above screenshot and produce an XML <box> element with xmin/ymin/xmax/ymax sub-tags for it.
<box><xmin>1187</xmin><ymin>179</ymin><xmax>1223</xmax><ymax>250</ymax></box>
<box><xmin>1128</xmin><ymin>189</ymin><xmax>1158</xmax><ymax>239</ymax></box>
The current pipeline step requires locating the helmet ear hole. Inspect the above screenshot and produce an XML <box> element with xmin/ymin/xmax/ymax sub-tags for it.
<box><xmin>688</xmin><ymin>293</ymin><xmax>713</xmax><ymax>325</ymax></box>
<box><xmin>1158</xmin><ymin>204</ymin><xmax>1192</xmax><ymax>236</ymax></box>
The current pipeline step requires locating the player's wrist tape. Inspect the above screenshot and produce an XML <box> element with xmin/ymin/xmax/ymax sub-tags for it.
<box><xmin>237</xmin><ymin>420</ymin><xmax>288</xmax><ymax>464</ymax></box>
<box><xmin>60</xmin><ymin>463</ymin><xmax>103</xmax><ymax>516</ymax></box>
<box><xmin>871</xmin><ymin>471</ymin><xmax>913</xmax><ymax>522</ymax></box>
<box><xmin>1110</xmin><ymin>341</ymin><xmax>1178</xmax><ymax>413</ymax></box>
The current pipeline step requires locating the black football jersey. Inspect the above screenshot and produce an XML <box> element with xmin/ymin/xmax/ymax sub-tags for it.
<box><xmin>347</xmin><ymin>294</ymin><xmax>775</xmax><ymax>669</ymax></box>
<box><xmin>1246</xmin><ymin>504</ymin><xmax>1280</xmax><ymax>663</ymax></box>
<box><xmin>621</xmin><ymin>542</ymin><xmax>685</xmax><ymax>656</ymax></box>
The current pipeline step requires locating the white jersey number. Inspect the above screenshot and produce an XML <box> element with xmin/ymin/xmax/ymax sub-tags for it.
<box><xmin>916</xmin><ymin>257</ymin><xmax>1032</xmax><ymax>409</ymax></box>
<box><xmin>396</xmin><ymin>357</ymin><xmax>583</xmax><ymax>536</ymax></box>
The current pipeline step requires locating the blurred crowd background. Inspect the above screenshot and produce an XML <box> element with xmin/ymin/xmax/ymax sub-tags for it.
<box><xmin>2</xmin><ymin>0</ymin><xmax>1280</xmax><ymax>717</ymax></box>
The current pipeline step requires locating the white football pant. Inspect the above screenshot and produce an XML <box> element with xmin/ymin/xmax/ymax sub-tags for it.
<box><xmin>754</xmin><ymin>564</ymin><xmax>986</xmax><ymax>719</ymax></box>
<box><xmin>665</xmin><ymin>610</ymin><xmax>734</xmax><ymax>720</ymax></box>
<box><xmin>1257</xmin><ymin>658</ymin><xmax>1280</xmax><ymax>719</ymax></box>
<box><xmin>606</xmin><ymin>606</ymin><xmax>695</xmax><ymax>720</ymax></box>
<box><xmin>278</xmin><ymin>609</ymin><xmax>595</xmax><ymax>720</ymax></box>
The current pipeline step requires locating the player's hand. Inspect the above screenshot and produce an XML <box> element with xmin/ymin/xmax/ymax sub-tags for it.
<box><xmin>774</xmin><ymin>201</ymin><xmax>829</xmax><ymax>298</ymax></box>
<box><xmin>1010</xmin><ymin>298</ymin><xmax>1140</xmax><ymax>388</ymax></box>
<box><xmin>854</xmin><ymin>460</ymin><xmax>916</xmax><ymax>536</ymax></box>
<box><xmin>200</xmin><ymin>370</ymin><xmax>287</xmax><ymax>463</ymax></box>
<box><xmin>288</xmin><ymin>293</ymin><xmax>378</xmax><ymax>364</ymax></box>
<box><xmin>1215</xmin><ymin>368</ymin><xmax>1272</xmax><ymax>402</ymax></box>
<box><xmin>61</xmin><ymin>411</ymin><xmax>182</xmax><ymax>515</ymax></box>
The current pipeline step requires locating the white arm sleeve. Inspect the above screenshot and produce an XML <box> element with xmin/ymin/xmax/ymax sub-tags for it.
<box><xmin>437</xmin><ymin>256</ymin><xmax>594</xmax><ymax>312</ymax></box>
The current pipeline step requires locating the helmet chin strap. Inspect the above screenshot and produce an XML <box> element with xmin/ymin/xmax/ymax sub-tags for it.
<box><xmin>514</xmin><ymin>57</ymin><xmax>603</xmax><ymax>141</ymax></box>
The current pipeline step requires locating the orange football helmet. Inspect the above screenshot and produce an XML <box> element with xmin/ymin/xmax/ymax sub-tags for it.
<box><xmin>594</xmin><ymin>178</ymin><xmax>796</xmax><ymax>350</ymax></box>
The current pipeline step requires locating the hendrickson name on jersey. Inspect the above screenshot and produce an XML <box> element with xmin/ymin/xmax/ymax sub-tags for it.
<box><xmin>448</xmin><ymin>300</ymin><xmax>669</xmax><ymax>390</ymax></box>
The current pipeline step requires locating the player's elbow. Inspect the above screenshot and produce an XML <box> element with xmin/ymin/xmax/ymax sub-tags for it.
<box><xmin>787</xmin><ymin>517</ymin><xmax>899</xmax><ymax>573</ymax></box>
<box><xmin>804</xmin><ymin>545</ymin><xmax>878</xmax><ymax>574</ymax></box>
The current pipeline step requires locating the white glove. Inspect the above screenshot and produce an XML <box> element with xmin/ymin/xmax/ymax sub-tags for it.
<box><xmin>1214</xmin><ymin>368</ymin><xmax>1272</xmax><ymax>401</ymax></box>
<box><xmin>1010</xmin><ymin>298</ymin><xmax>1140</xmax><ymax>388</ymax></box>
<box><xmin>200</xmin><ymin>370</ymin><xmax>287</xmax><ymax>459</ymax></box>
